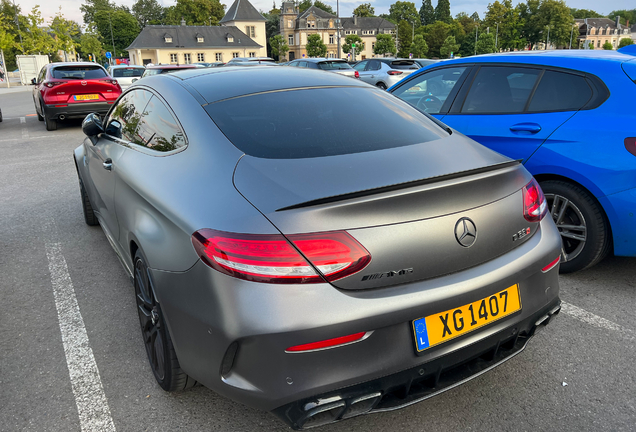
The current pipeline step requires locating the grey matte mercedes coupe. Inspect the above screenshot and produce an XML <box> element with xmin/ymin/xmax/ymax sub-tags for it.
<box><xmin>75</xmin><ymin>66</ymin><xmax>562</xmax><ymax>429</ymax></box>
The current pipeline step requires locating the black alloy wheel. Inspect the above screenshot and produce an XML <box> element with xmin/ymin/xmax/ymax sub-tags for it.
<box><xmin>79</xmin><ymin>179</ymin><xmax>99</xmax><ymax>226</ymax></box>
<box><xmin>376</xmin><ymin>82</ymin><xmax>387</xmax><ymax>90</ymax></box>
<box><xmin>540</xmin><ymin>180</ymin><xmax>611</xmax><ymax>273</ymax></box>
<box><xmin>133</xmin><ymin>250</ymin><xmax>196</xmax><ymax>391</ymax></box>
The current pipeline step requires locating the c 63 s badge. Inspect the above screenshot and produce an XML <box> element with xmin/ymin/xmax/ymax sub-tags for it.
<box><xmin>513</xmin><ymin>227</ymin><xmax>531</xmax><ymax>242</ymax></box>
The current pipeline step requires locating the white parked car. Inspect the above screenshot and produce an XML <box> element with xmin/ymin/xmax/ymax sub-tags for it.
<box><xmin>108</xmin><ymin>65</ymin><xmax>145</xmax><ymax>88</ymax></box>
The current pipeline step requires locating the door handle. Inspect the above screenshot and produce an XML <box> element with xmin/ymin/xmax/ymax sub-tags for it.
<box><xmin>509</xmin><ymin>123</ymin><xmax>542</xmax><ymax>134</ymax></box>
<box><xmin>103</xmin><ymin>158</ymin><xmax>112</xmax><ymax>171</ymax></box>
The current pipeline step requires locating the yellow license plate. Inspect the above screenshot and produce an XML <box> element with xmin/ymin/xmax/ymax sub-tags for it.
<box><xmin>74</xmin><ymin>94</ymin><xmax>99</xmax><ymax>101</ymax></box>
<box><xmin>412</xmin><ymin>284</ymin><xmax>522</xmax><ymax>352</ymax></box>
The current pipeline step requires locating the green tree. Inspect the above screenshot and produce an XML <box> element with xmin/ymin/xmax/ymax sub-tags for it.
<box><xmin>132</xmin><ymin>0</ymin><xmax>164</xmax><ymax>28</ymax></box>
<box><xmin>342</xmin><ymin>34</ymin><xmax>365</xmax><ymax>59</ymax></box>
<box><xmin>409</xmin><ymin>34</ymin><xmax>428</xmax><ymax>57</ymax></box>
<box><xmin>50</xmin><ymin>9</ymin><xmax>81</xmax><ymax>61</ymax></box>
<box><xmin>298</xmin><ymin>0</ymin><xmax>312</xmax><ymax>14</ymax></box>
<box><xmin>608</xmin><ymin>9</ymin><xmax>636</xmax><ymax>26</ymax></box>
<box><xmin>0</xmin><ymin>12</ymin><xmax>15</xmax><ymax>52</ymax></box>
<box><xmin>602</xmin><ymin>41</ymin><xmax>613</xmax><ymax>50</ymax></box>
<box><xmin>397</xmin><ymin>19</ymin><xmax>413</xmax><ymax>57</ymax></box>
<box><xmin>374</xmin><ymin>33</ymin><xmax>396</xmax><ymax>56</ymax></box>
<box><xmin>569</xmin><ymin>8</ymin><xmax>604</xmax><ymax>19</ymax></box>
<box><xmin>313</xmin><ymin>0</ymin><xmax>334</xmax><ymax>15</ymax></box>
<box><xmin>389</xmin><ymin>2</ymin><xmax>420</xmax><ymax>27</ymax></box>
<box><xmin>353</xmin><ymin>3</ymin><xmax>375</xmax><ymax>17</ymax></box>
<box><xmin>80</xmin><ymin>0</ymin><xmax>114</xmax><ymax>25</ymax></box>
<box><xmin>79</xmin><ymin>32</ymin><xmax>103</xmax><ymax>61</ymax></box>
<box><xmin>419</xmin><ymin>0</ymin><xmax>434</xmax><ymax>26</ymax></box>
<box><xmin>439</xmin><ymin>35</ymin><xmax>459</xmax><ymax>57</ymax></box>
<box><xmin>619</xmin><ymin>38</ymin><xmax>634</xmax><ymax>48</ymax></box>
<box><xmin>164</xmin><ymin>0</ymin><xmax>225</xmax><ymax>26</ymax></box>
<box><xmin>520</xmin><ymin>0</ymin><xmax>574</xmax><ymax>49</ymax></box>
<box><xmin>306</xmin><ymin>33</ymin><xmax>327</xmax><ymax>57</ymax></box>
<box><xmin>263</xmin><ymin>11</ymin><xmax>280</xmax><ymax>57</ymax></box>
<box><xmin>455</xmin><ymin>12</ymin><xmax>478</xmax><ymax>57</ymax></box>
<box><xmin>475</xmin><ymin>31</ymin><xmax>496</xmax><ymax>54</ymax></box>
<box><xmin>21</xmin><ymin>6</ymin><xmax>57</xmax><ymax>55</ymax></box>
<box><xmin>269</xmin><ymin>34</ymin><xmax>289</xmax><ymax>60</ymax></box>
<box><xmin>93</xmin><ymin>9</ymin><xmax>140</xmax><ymax>57</ymax></box>
<box><xmin>419</xmin><ymin>21</ymin><xmax>451</xmax><ymax>58</ymax></box>
<box><xmin>483</xmin><ymin>0</ymin><xmax>525</xmax><ymax>51</ymax></box>
<box><xmin>434</xmin><ymin>0</ymin><xmax>452</xmax><ymax>24</ymax></box>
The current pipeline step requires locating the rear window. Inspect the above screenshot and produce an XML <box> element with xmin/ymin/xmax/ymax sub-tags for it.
<box><xmin>318</xmin><ymin>61</ymin><xmax>352</xmax><ymax>70</ymax></box>
<box><xmin>52</xmin><ymin>66</ymin><xmax>107</xmax><ymax>79</ymax></box>
<box><xmin>389</xmin><ymin>60</ymin><xmax>419</xmax><ymax>70</ymax></box>
<box><xmin>205</xmin><ymin>87</ymin><xmax>446</xmax><ymax>159</ymax></box>
<box><xmin>527</xmin><ymin>70</ymin><xmax>592</xmax><ymax>112</ymax></box>
<box><xmin>112</xmin><ymin>68</ymin><xmax>144</xmax><ymax>77</ymax></box>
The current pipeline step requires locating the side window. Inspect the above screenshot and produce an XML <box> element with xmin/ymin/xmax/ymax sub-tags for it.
<box><xmin>297</xmin><ymin>61</ymin><xmax>307</xmax><ymax>67</ymax></box>
<box><xmin>391</xmin><ymin>67</ymin><xmax>468</xmax><ymax>114</ymax></box>
<box><xmin>353</xmin><ymin>61</ymin><xmax>367</xmax><ymax>71</ymax></box>
<box><xmin>133</xmin><ymin>96</ymin><xmax>186</xmax><ymax>153</ymax></box>
<box><xmin>38</xmin><ymin>67</ymin><xmax>47</xmax><ymax>83</ymax></box>
<box><xmin>105</xmin><ymin>90</ymin><xmax>152</xmax><ymax>141</ymax></box>
<box><xmin>367</xmin><ymin>60</ymin><xmax>381</xmax><ymax>71</ymax></box>
<box><xmin>527</xmin><ymin>71</ymin><xmax>592</xmax><ymax>112</ymax></box>
<box><xmin>461</xmin><ymin>66</ymin><xmax>540</xmax><ymax>114</ymax></box>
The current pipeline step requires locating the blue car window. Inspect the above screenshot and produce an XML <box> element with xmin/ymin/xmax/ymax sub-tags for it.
<box><xmin>527</xmin><ymin>71</ymin><xmax>592</xmax><ymax>113</ymax></box>
<box><xmin>461</xmin><ymin>66</ymin><xmax>540</xmax><ymax>114</ymax></box>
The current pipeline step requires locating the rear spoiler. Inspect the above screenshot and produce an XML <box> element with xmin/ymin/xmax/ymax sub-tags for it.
<box><xmin>618</xmin><ymin>45</ymin><xmax>636</xmax><ymax>56</ymax></box>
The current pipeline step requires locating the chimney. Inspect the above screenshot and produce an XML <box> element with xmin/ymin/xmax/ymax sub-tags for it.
<box><xmin>615</xmin><ymin>16</ymin><xmax>621</xmax><ymax>29</ymax></box>
<box><xmin>353</xmin><ymin>14</ymin><xmax>357</xmax><ymax>26</ymax></box>
<box><xmin>181</xmin><ymin>17</ymin><xmax>186</xmax><ymax>26</ymax></box>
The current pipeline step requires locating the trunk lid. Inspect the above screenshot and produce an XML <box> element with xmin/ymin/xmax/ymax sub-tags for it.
<box><xmin>233</xmin><ymin>134</ymin><xmax>536</xmax><ymax>290</ymax></box>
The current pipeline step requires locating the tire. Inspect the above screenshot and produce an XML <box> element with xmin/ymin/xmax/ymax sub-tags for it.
<box><xmin>540</xmin><ymin>180</ymin><xmax>611</xmax><ymax>273</ymax></box>
<box><xmin>43</xmin><ymin>107</ymin><xmax>57</xmax><ymax>131</ymax></box>
<box><xmin>376</xmin><ymin>82</ymin><xmax>387</xmax><ymax>90</ymax></box>
<box><xmin>37</xmin><ymin>110</ymin><xmax>43</xmax><ymax>121</ymax></box>
<box><xmin>134</xmin><ymin>250</ymin><xmax>197</xmax><ymax>391</ymax></box>
<box><xmin>0</xmin><ymin>109</ymin><xmax>3</xmax><ymax>122</ymax></box>
<box><xmin>79</xmin><ymin>179</ymin><xmax>99</xmax><ymax>226</ymax></box>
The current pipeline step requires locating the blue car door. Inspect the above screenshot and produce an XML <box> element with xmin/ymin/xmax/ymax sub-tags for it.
<box><xmin>439</xmin><ymin>65</ymin><xmax>578</xmax><ymax>162</ymax></box>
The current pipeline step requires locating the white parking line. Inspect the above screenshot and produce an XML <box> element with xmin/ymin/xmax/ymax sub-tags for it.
<box><xmin>20</xmin><ymin>117</ymin><xmax>29</xmax><ymax>139</ymax></box>
<box><xmin>45</xmin><ymin>242</ymin><xmax>117</xmax><ymax>432</ymax></box>
<box><xmin>561</xmin><ymin>301</ymin><xmax>633</xmax><ymax>338</ymax></box>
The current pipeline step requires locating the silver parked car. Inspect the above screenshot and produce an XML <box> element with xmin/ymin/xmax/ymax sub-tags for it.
<box><xmin>353</xmin><ymin>58</ymin><xmax>420</xmax><ymax>89</ymax></box>
<box><xmin>108</xmin><ymin>65</ymin><xmax>145</xmax><ymax>88</ymax></box>
<box><xmin>288</xmin><ymin>58</ymin><xmax>359</xmax><ymax>78</ymax></box>
<box><xmin>75</xmin><ymin>66</ymin><xmax>561</xmax><ymax>430</ymax></box>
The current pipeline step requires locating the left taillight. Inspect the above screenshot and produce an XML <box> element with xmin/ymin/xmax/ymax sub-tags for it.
<box><xmin>387</xmin><ymin>70</ymin><xmax>403</xmax><ymax>75</ymax></box>
<box><xmin>44</xmin><ymin>81</ymin><xmax>63</xmax><ymax>88</ymax></box>
<box><xmin>191</xmin><ymin>229</ymin><xmax>371</xmax><ymax>284</ymax></box>
<box><xmin>354</xmin><ymin>70</ymin><xmax>360</xmax><ymax>79</ymax></box>
<box><xmin>523</xmin><ymin>179</ymin><xmax>548</xmax><ymax>222</ymax></box>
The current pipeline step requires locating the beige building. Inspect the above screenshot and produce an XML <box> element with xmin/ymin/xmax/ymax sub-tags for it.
<box><xmin>575</xmin><ymin>17</ymin><xmax>631</xmax><ymax>50</ymax></box>
<box><xmin>126</xmin><ymin>0</ymin><xmax>266</xmax><ymax>65</ymax></box>
<box><xmin>279</xmin><ymin>2</ymin><xmax>395</xmax><ymax>61</ymax></box>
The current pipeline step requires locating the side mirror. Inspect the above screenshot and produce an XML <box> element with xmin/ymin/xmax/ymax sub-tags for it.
<box><xmin>131</xmin><ymin>78</ymin><xmax>138</xmax><ymax>83</ymax></box>
<box><xmin>31</xmin><ymin>78</ymin><xmax>36</xmax><ymax>85</ymax></box>
<box><xmin>104</xmin><ymin>119</ymin><xmax>122</xmax><ymax>139</ymax></box>
<box><xmin>82</xmin><ymin>113</ymin><xmax>104</xmax><ymax>138</ymax></box>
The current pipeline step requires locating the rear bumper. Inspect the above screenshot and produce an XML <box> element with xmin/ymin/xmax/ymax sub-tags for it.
<box><xmin>45</xmin><ymin>102</ymin><xmax>113</xmax><ymax>120</ymax></box>
<box><xmin>149</xmin><ymin>217</ymin><xmax>561</xmax><ymax>416</ymax></box>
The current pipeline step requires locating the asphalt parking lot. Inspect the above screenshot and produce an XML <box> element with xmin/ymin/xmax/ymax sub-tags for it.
<box><xmin>1</xmin><ymin>88</ymin><xmax>635</xmax><ymax>431</ymax></box>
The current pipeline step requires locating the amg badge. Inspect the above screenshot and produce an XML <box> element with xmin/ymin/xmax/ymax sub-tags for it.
<box><xmin>362</xmin><ymin>268</ymin><xmax>413</xmax><ymax>281</ymax></box>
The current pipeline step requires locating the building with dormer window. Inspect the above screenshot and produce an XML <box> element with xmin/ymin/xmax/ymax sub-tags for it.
<box><xmin>126</xmin><ymin>0</ymin><xmax>266</xmax><ymax>65</ymax></box>
<box><xmin>575</xmin><ymin>17</ymin><xmax>631</xmax><ymax>50</ymax></box>
<box><xmin>279</xmin><ymin>2</ymin><xmax>395</xmax><ymax>61</ymax></box>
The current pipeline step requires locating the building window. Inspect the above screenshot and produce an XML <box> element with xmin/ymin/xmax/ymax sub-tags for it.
<box><xmin>372</xmin><ymin>42</ymin><xmax>375</xmax><ymax>50</ymax></box>
<box><xmin>307</xmin><ymin>20</ymin><xmax>315</xmax><ymax>28</ymax></box>
<box><xmin>329</xmin><ymin>34</ymin><xmax>334</xmax><ymax>44</ymax></box>
<box><xmin>245</xmin><ymin>26</ymin><xmax>255</xmax><ymax>37</ymax></box>
<box><xmin>227</xmin><ymin>35</ymin><xmax>234</xmax><ymax>43</ymax></box>
<box><xmin>216</xmin><ymin>53</ymin><xmax>223</xmax><ymax>61</ymax></box>
<box><xmin>165</xmin><ymin>36</ymin><xmax>172</xmax><ymax>43</ymax></box>
<box><xmin>170</xmin><ymin>53</ymin><xmax>178</xmax><ymax>63</ymax></box>
<box><xmin>288</xmin><ymin>20</ymin><xmax>293</xmax><ymax>28</ymax></box>
<box><xmin>248</xmin><ymin>52</ymin><xmax>256</xmax><ymax>57</ymax></box>
<box><xmin>233</xmin><ymin>52</ymin><xmax>240</xmax><ymax>58</ymax></box>
<box><xmin>362</xmin><ymin>30</ymin><xmax>374</xmax><ymax>35</ymax></box>
<box><xmin>197</xmin><ymin>53</ymin><xmax>205</xmax><ymax>62</ymax></box>
<box><xmin>197</xmin><ymin>37</ymin><xmax>204</xmax><ymax>43</ymax></box>
<box><xmin>184</xmin><ymin>53</ymin><xmax>191</xmax><ymax>64</ymax></box>
<box><xmin>597</xmin><ymin>40</ymin><xmax>601</xmax><ymax>47</ymax></box>
<box><xmin>288</xmin><ymin>34</ymin><xmax>294</xmax><ymax>45</ymax></box>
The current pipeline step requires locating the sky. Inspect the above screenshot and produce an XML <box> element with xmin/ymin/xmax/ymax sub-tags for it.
<box><xmin>11</xmin><ymin>0</ymin><xmax>636</xmax><ymax>27</ymax></box>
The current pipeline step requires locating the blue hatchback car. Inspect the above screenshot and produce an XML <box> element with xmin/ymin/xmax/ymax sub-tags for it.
<box><xmin>389</xmin><ymin>49</ymin><xmax>636</xmax><ymax>273</ymax></box>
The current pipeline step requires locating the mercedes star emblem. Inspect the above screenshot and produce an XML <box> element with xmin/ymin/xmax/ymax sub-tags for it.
<box><xmin>455</xmin><ymin>217</ymin><xmax>477</xmax><ymax>247</ymax></box>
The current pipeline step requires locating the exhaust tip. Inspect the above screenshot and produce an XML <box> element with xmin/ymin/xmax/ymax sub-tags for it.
<box><xmin>59</xmin><ymin>114</ymin><xmax>66</xmax><ymax>120</ymax></box>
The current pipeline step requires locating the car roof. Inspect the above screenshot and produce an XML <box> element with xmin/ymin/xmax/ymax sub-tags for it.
<box><xmin>49</xmin><ymin>62</ymin><xmax>104</xmax><ymax>68</ymax></box>
<box><xmin>155</xmin><ymin>65</ymin><xmax>370</xmax><ymax>104</ymax></box>
<box><xmin>297</xmin><ymin>58</ymin><xmax>347</xmax><ymax>63</ymax></box>
<box><xmin>439</xmin><ymin>50</ymin><xmax>635</xmax><ymax>71</ymax></box>
<box><xmin>146</xmin><ymin>64</ymin><xmax>197</xmax><ymax>69</ymax></box>
<box><xmin>110</xmin><ymin>64</ymin><xmax>145</xmax><ymax>68</ymax></box>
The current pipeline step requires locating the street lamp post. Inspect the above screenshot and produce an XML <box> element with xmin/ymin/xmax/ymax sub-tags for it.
<box><xmin>109</xmin><ymin>11</ymin><xmax>116</xmax><ymax>64</ymax></box>
<box><xmin>546</xmin><ymin>25</ymin><xmax>550</xmax><ymax>50</ymax></box>
<box><xmin>474</xmin><ymin>24</ymin><xmax>478</xmax><ymax>55</ymax></box>
<box><xmin>12</xmin><ymin>0</ymin><xmax>24</xmax><ymax>53</ymax></box>
<box><xmin>495</xmin><ymin>22</ymin><xmax>499</xmax><ymax>51</ymax></box>
<box><xmin>336</xmin><ymin>0</ymin><xmax>341</xmax><ymax>59</ymax></box>
<box><xmin>569</xmin><ymin>24</ymin><xmax>575</xmax><ymax>49</ymax></box>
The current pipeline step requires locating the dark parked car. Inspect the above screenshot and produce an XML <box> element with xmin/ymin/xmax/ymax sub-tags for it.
<box><xmin>32</xmin><ymin>62</ymin><xmax>121</xmax><ymax>131</ymax></box>
<box><xmin>75</xmin><ymin>66</ymin><xmax>561</xmax><ymax>429</ymax></box>
<box><xmin>389</xmin><ymin>50</ymin><xmax>636</xmax><ymax>272</ymax></box>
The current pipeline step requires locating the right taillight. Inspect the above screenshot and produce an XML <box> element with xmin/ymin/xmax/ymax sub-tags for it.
<box><xmin>354</xmin><ymin>70</ymin><xmax>360</xmax><ymax>79</ymax></box>
<box><xmin>191</xmin><ymin>229</ymin><xmax>371</xmax><ymax>284</ymax></box>
<box><xmin>625</xmin><ymin>137</ymin><xmax>636</xmax><ymax>157</ymax></box>
<box><xmin>523</xmin><ymin>179</ymin><xmax>547</xmax><ymax>222</ymax></box>
<box><xmin>44</xmin><ymin>81</ymin><xmax>63</xmax><ymax>88</ymax></box>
